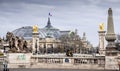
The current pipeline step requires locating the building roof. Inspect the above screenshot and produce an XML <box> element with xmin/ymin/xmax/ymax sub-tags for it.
<box><xmin>12</xmin><ymin>17</ymin><xmax>70</xmax><ymax>40</ymax></box>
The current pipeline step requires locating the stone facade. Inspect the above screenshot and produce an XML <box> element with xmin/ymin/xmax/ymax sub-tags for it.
<box><xmin>7</xmin><ymin>53</ymin><xmax>105</xmax><ymax>69</ymax></box>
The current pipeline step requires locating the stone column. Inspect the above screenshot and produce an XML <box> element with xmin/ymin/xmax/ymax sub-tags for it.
<box><xmin>32</xmin><ymin>33</ymin><xmax>39</xmax><ymax>53</ymax></box>
<box><xmin>105</xmin><ymin>8</ymin><xmax>119</xmax><ymax>70</ymax></box>
<box><xmin>98</xmin><ymin>31</ymin><xmax>106</xmax><ymax>55</ymax></box>
<box><xmin>32</xmin><ymin>25</ymin><xmax>39</xmax><ymax>54</ymax></box>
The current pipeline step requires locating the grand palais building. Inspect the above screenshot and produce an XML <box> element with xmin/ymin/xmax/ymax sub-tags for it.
<box><xmin>11</xmin><ymin>17</ymin><xmax>93</xmax><ymax>54</ymax></box>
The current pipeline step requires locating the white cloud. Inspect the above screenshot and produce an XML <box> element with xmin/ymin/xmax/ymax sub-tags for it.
<box><xmin>105</xmin><ymin>0</ymin><xmax>120</xmax><ymax>3</ymax></box>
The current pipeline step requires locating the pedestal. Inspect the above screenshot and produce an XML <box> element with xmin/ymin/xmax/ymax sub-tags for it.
<box><xmin>98</xmin><ymin>31</ymin><xmax>106</xmax><ymax>55</ymax></box>
<box><xmin>32</xmin><ymin>33</ymin><xmax>39</xmax><ymax>54</ymax></box>
<box><xmin>105</xmin><ymin>43</ymin><xmax>119</xmax><ymax>70</ymax></box>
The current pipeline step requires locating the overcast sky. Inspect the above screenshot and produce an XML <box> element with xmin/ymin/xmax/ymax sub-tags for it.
<box><xmin>0</xmin><ymin>0</ymin><xmax>120</xmax><ymax>46</ymax></box>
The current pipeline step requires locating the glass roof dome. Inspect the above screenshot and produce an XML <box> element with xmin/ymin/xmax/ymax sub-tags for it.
<box><xmin>12</xmin><ymin>17</ymin><xmax>61</xmax><ymax>40</ymax></box>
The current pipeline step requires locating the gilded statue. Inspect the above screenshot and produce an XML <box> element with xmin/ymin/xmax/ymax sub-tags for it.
<box><xmin>99</xmin><ymin>23</ymin><xmax>104</xmax><ymax>31</ymax></box>
<box><xmin>33</xmin><ymin>25</ymin><xmax>38</xmax><ymax>33</ymax></box>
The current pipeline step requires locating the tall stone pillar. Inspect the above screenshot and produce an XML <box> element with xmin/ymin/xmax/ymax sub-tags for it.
<box><xmin>32</xmin><ymin>25</ymin><xmax>39</xmax><ymax>54</ymax></box>
<box><xmin>98</xmin><ymin>23</ymin><xmax>106</xmax><ymax>55</ymax></box>
<box><xmin>105</xmin><ymin>8</ymin><xmax>118</xmax><ymax>70</ymax></box>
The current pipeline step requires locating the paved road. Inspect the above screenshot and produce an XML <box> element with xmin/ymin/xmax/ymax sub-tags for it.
<box><xmin>7</xmin><ymin>68</ymin><xmax>118</xmax><ymax>71</ymax></box>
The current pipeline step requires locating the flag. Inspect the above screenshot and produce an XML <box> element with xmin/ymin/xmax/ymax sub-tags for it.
<box><xmin>49</xmin><ymin>13</ymin><xmax>52</xmax><ymax>16</ymax></box>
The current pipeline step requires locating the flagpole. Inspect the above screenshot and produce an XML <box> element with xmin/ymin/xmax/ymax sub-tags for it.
<box><xmin>48</xmin><ymin>13</ymin><xmax>52</xmax><ymax>17</ymax></box>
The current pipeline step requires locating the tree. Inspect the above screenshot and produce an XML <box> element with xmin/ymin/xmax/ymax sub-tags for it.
<box><xmin>115</xmin><ymin>34</ymin><xmax>120</xmax><ymax>51</ymax></box>
<box><xmin>59</xmin><ymin>31</ymin><xmax>82</xmax><ymax>53</ymax></box>
<box><xmin>66</xmin><ymin>49</ymin><xmax>73</xmax><ymax>57</ymax></box>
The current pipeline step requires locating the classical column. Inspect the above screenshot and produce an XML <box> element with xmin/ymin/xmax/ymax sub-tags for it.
<box><xmin>32</xmin><ymin>25</ymin><xmax>39</xmax><ymax>54</ymax></box>
<box><xmin>105</xmin><ymin>8</ymin><xmax>119</xmax><ymax>70</ymax></box>
<box><xmin>98</xmin><ymin>23</ymin><xmax>106</xmax><ymax>55</ymax></box>
<box><xmin>105</xmin><ymin>8</ymin><xmax>118</xmax><ymax>55</ymax></box>
<box><xmin>105</xmin><ymin>8</ymin><xmax>116</xmax><ymax>50</ymax></box>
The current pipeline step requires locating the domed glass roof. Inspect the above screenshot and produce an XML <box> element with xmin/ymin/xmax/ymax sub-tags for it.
<box><xmin>12</xmin><ymin>18</ymin><xmax>61</xmax><ymax>40</ymax></box>
<box><xmin>12</xmin><ymin>26</ymin><xmax>33</xmax><ymax>39</ymax></box>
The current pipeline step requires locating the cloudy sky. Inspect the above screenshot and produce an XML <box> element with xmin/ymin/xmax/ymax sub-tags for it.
<box><xmin>0</xmin><ymin>0</ymin><xmax>120</xmax><ymax>46</ymax></box>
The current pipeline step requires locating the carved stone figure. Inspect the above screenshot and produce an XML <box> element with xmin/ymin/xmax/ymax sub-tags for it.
<box><xmin>99</xmin><ymin>23</ymin><xmax>104</xmax><ymax>31</ymax></box>
<box><xmin>6</xmin><ymin>32</ymin><xmax>31</xmax><ymax>53</ymax></box>
<box><xmin>33</xmin><ymin>25</ymin><xmax>38</xmax><ymax>33</ymax></box>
